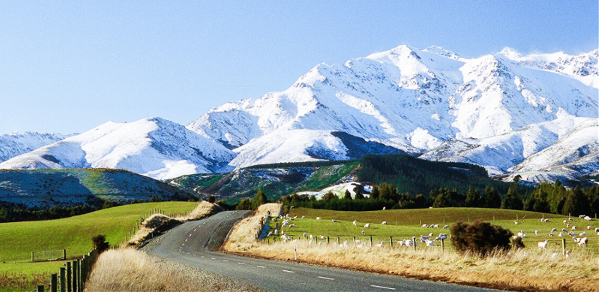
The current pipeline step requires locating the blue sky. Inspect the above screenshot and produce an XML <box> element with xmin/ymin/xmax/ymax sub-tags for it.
<box><xmin>0</xmin><ymin>1</ymin><xmax>597</xmax><ymax>135</ymax></box>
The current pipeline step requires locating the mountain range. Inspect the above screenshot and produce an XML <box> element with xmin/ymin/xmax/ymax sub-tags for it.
<box><xmin>1</xmin><ymin>45</ymin><xmax>597</xmax><ymax>185</ymax></box>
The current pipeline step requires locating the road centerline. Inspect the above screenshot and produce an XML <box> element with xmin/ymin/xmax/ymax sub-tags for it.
<box><xmin>318</xmin><ymin>276</ymin><xmax>334</xmax><ymax>280</ymax></box>
<box><xmin>371</xmin><ymin>284</ymin><xmax>396</xmax><ymax>290</ymax></box>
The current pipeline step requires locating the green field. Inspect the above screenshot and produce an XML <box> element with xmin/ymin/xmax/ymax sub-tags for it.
<box><xmin>266</xmin><ymin>207</ymin><xmax>599</xmax><ymax>256</ymax></box>
<box><xmin>0</xmin><ymin>201</ymin><xmax>199</xmax><ymax>275</ymax></box>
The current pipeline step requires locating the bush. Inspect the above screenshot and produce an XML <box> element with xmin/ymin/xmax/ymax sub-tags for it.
<box><xmin>92</xmin><ymin>234</ymin><xmax>110</xmax><ymax>253</ymax></box>
<box><xmin>450</xmin><ymin>220</ymin><xmax>513</xmax><ymax>257</ymax></box>
<box><xmin>512</xmin><ymin>236</ymin><xmax>526</xmax><ymax>250</ymax></box>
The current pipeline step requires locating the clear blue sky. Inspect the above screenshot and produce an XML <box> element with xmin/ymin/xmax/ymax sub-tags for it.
<box><xmin>1</xmin><ymin>1</ymin><xmax>597</xmax><ymax>135</ymax></box>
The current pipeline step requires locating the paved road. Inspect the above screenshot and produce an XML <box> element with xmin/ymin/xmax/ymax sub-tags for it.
<box><xmin>144</xmin><ymin>211</ymin><xmax>504</xmax><ymax>292</ymax></box>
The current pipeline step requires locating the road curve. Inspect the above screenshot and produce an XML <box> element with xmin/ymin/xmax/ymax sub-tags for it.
<box><xmin>143</xmin><ymin>210</ymin><xmax>504</xmax><ymax>292</ymax></box>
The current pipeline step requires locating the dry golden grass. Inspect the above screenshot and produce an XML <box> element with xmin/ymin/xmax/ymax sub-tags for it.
<box><xmin>221</xmin><ymin>203</ymin><xmax>282</xmax><ymax>251</ymax></box>
<box><xmin>126</xmin><ymin>201</ymin><xmax>221</xmax><ymax>247</ymax></box>
<box><xmin>84</xmin><ymin>249</ymin><xmax>262</xmax><ymax>292</ymax></box>
<box><xmin>223</xmin><ymin>206</ymin><xmax>599</xmax><ymax>292</ymax></box>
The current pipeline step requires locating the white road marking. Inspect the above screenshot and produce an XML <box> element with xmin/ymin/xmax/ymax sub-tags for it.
<box><xmin>223</xmin><ymin>259</ymin><xmax>228</xmax><ymax>262</ymax></box>
<box><xmin>318</xmin><ymin>276</ymin><xmax>334</xmax><ymax>281</ymax></box>
<box><xmin>256</xmin><ymin>266</ymin><xmax>266</xmax><ymax>269</ymax></box>
<box><xmin>211</xmin><ymin>258</ymin><xmax>216</xmax><ymax>260</ymax></box>
<box><xmin>282</xmin><ymin>270</ymin><xmax>294</xmax><ymax>273</ymax></box>
<box><xmin>370</xmin><ymin>285</ymin><xmax>396</xmax><ymax>290</ymax></box>
<box><xmin>238</xmin><ymin>262</ymin><xmax>245</xmax><ymax>265</ymax></box>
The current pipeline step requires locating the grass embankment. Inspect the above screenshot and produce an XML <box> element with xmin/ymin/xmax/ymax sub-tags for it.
<box><xmin>223</xmin><ymin>207</ymin><xmax>599</xmax><ymax>292</ymax></box>
<box><xmin>222</xmin><ymin>203</ymin><xmax>282</xmax><ymax>251</ymax></box>
<box><xmin>0</xmin><ymin>201</ymin><xmax>200</xmax><ymax>291</ymax></box>
<box><xmin>85</xmin><ymin>249</ymin><xmax>262</xmax><ymax>292</ymax></box>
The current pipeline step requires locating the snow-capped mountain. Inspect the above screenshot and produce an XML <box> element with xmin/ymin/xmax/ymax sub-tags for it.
<box><xmin>187</xmin><ymin>45</ymin><xmax>598</xmax><ymax>183</ymax></box>
<box><xmin>2</xmin><ymin>45</ymin><xmax>597</xmax><ymax>184</ymax></box>
<box><xmin>0</xmin><ymin>117</ymin><xmax>236</xmax><ymax>180</ymax></box>
<box><xmin>0</xmin><ymin>132</ymin><xmax>68</xmax><ymax>162</ymax></box>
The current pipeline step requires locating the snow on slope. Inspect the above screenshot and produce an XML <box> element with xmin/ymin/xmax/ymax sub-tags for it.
<box><xmin>189</xmin><ymin>45</ymin><xmax>598</xmax><ymax>175</ymax></box>
<box><xmin>0</xmin><ymin>132</ymin><xmax>67</xmax><ymax>162</ymax></box>
<box><xmin>0</xmin><ymin>118</ymin><xmax>236</xmax><ymax>179</ymax></box>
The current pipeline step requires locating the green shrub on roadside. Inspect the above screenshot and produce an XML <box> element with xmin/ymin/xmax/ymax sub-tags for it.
<box><xmin>450</xmin><ymin>220</ymin><xmax>513</xmax><ymax>257</ymax></box>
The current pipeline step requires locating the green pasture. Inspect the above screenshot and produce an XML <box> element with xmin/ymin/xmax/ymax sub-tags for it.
<box><xmin>0</xmin><ymin>201</ymin><xmax>199</xmax><ymax>274</ymax></box>
<box><xmin>263</xmin><ymin>208</ymin><xmax>599</xmax><ymax>256</ymax></box>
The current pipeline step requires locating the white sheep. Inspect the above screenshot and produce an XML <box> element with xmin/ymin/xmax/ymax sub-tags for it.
<box><xmin>352</xmin><ymin>220</ymin><xmax>357</xmax><ymax>226</ymax></box>
<box><xmin>514</xmin><ymin>221</ymin><xmax>519</xmax><ymax>225</ymax></box>
<box><xmin>551</xmin><ymin>228</ymin><xmax>557</xmax><ymax>232</ymax></box>
<box><xmin>579</xmin><ymin>232</ymin><xmax>586</xmax><ymax>236</ymax></box>
<box><xmin>425</xmin><ymin>240</ymin><xmax>434</xmax><ymax>247</ymax></box>
<box><xmin>361</xmin><ymin>230</ymin><xmax>366</xmax><ymax>235</ymax></box>
<box><xmin>332</xmin><ymin>219</ymin><xmax>337</xmax><ymax>223</ymax></box>
<box><xmin>563</xmin><ymin>219</ymin><xmax>568</xmax><ymax>224</ymax></box>
<box><xmin>364</xmin><ymin>223</ymin><xmax>370</xmax><ymax>228</ymax></box>
<box><xmin>443</xmin><ymin>225</ymin><xmax>450</xmax><ymax>229</ymax></box>
<box><xmin>381</xmin><ymin>221</ymin><xmax>387</xmax><ymax>225</ymax></box>
<box><xmin>578</xmin><ymin>237</ymin><xmax>588</xmax><ymax>247</ymax></box>
<box><xmin>558</xmin><ymin>232</ymin><xmax>563</xmax><ymax>237</ymax></box>
<box><xmin>595</xmin><ymin>227</ymin><xmax>599</xmax><ymax>232</ymax></box>
<box><xmin>584</xmin><ymin>216</ymin><xmax>592</xmax><ymax>221</ymax></box>
<box><xmin>375</xmin><ymin>241</ymin><xmax>384</xmax><ymax>248</ymax></box>
<box><xmin>551</xmin><ymin>252</ymin><xmax>559</xmax><ymax>259</ymax></box>
<box><xmin>571</xmin><ymin>226</ymin><xmax>577</xmax><ymax>230</ymax></box>
<box><xmin>316</xmin><ymin>217</ymin><xmax>321</xmax><ymax>220</ymax></box>
<box><xmin>301</xmin><ymin>216</ymin><xmax>305</xmax><ymax>219</ymax></box>
<box><xmin>303</xmin><ymin>232</ymin><xmax>307</xmax><ymax>237</ymax></box>
<box><xmin>538</xmin><ymin>240</ymin><xmax>549</xmax><ymax>249</ymax></box>
<box><xmin>422</xmin><ymin>224</ymin><xmax>429</xmax><ymax>228</ymax></box>
<box><xmin>534</xmin><ymin>230</ymin><xmax>538</xmax><ymax>236</ymax></box>
<box><xmin>432</xmin><ymin>224</ymin><xmax>439</xmax><ymax>228</ymax></box>
<box><xmin>565</xmin><ymin>250</ymin><xmax>571</xmax><ymax>258</ymax></box>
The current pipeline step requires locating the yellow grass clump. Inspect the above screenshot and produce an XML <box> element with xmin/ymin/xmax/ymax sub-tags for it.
<box><xmin>84</xmin><ymin>249</ymin><xmax>262</xmax><ymax>292</ymax></box>
<box><xmin>222</xmin><ymin>203</ymin><xmax>282</xmax><ymax>251</ymax></box>
<box><xmin>126</xmin><ymin>201</ymin><xmax>221</xmax><ymax>247</ymax></box>
<box><xmin>235</xmin><ymin>239</ymin><xmax>599</xmax><ymax>292</ymax></box>
<box><xmin>222</xmin><ymin>206</ymin><xmax>599</xmax><ymax>292</ymax></box>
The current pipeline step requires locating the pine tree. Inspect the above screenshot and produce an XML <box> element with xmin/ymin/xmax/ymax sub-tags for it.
<box><xmin>502</xmin><ymin>184</ymin><xmax>523</xmax><ymax>210</ymax></box>
<box><xmin>484</xmin><ymin>186</ymin><xmax>501</xmax><ymax>208</ymax></box>
<box><xmin>465</xmin><ymin>187</ymin><xmax>481</xmax><ymax>207</ymax></box>
<box><xmin>562</xmin><ymin>187</ymin><xmax>591</xmax><ymax>216</ymax></box>
<box><xmin>344</xmin><ymin>189</ymin><xmax>352</xmax><ymax>200</ymax></box>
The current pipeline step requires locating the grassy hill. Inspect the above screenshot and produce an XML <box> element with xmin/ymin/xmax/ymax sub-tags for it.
<box><xmin>168</xmin><ymin>161</ymin><xmax>360</xmax><ymax>202</ymax></box>
<box><xmin>168</xmin><ymin>154</ymin><xmax>512</xmax><ymax>203</ymax></box>
<box><xmin>0</xmin><ymin>202</ymin><xmax>199</xmax><ymax>275</ymax></box>
<box><xmin>0</xmin><ymin>169</ymin><xmax>194</xmax><ymax>208</ymax></box>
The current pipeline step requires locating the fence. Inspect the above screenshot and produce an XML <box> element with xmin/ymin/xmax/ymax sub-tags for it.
<box><xmin>31</xmin><ymin>249</ymin><xmax>66</xmax><ymax>262</ymax></box>
<box><xmin>37</xmin><ymin>249</ymin><xmax>98</xmax><ymax>292</ymax></box>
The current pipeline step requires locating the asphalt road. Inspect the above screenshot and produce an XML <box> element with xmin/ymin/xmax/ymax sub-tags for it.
<box><xmin>144</xmin><ymin>210</ymin><xmax>504</xmax><ymax>292</ymax></box>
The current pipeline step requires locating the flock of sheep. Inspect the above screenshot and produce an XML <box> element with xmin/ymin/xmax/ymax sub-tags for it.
<box><xmin>265</xmin><ymin>212</ymin><xmax>598</xmax><ymax>257</ymax></box>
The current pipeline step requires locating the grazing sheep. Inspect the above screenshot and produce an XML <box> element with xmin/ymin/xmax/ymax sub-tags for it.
<box><xmin>569</xmin><ymin>217</ymin><xmax>574</xmax><ymax>221</ymax></box>
<box><xmin>342</xmin><ymin>240</ymin><xmax>349</xmax><ymax>248</ymax></box>
<box><xmin>425</xmin><ymin>240</ymin><xmax>434</xmax><ymax>247</ymax></box>
<box><xmin>404</xmin><ymin>240</ymin><xmax>414</xmax><ymax>246</ymax></box>
<box><xmin>364</xmin><ymin>223</ymin><xmax>370</xmax><ymax>228</ymax></box>
<box><xmin>301</xmin><ymin>216</ymin><xmax>305</xmax><ymax>219</ymax></box>
<box><xmin>361</xmin><ymin>230</ymin><xmax>366</xmax><ymax>235</ymax></box>
<box><xmin>571</xmin><ymin>226</ymin><xmax>577</xmax><ymax>230</ymax></box>
<box><xmin>443</xmin><ymin>225</ymin><xmax>450</xmax><ymax>229</ymax></box>
<box><xmin>565</xmin><ymin>250</ymin><xmax>571</xmax><ymax>258</ymax></box>
<box><xmin>535</xmin><ymin>230</ymin><xmax>538</xmax><ymax>236</ymax></box>
<box><xmin>542</xmin><ymin>218</ymin><xmax>549</xmax><ymax>223</ymax></box>
<box><xmin>538</xmin><ymin>240</ymin><xmax>549</xmax><ymax>249</ymax></box>
<box><xmin>579</xmin><ymin>215</ymin><xmax>586</xmax><ymax>218</ymax></box>
<box><xmin>421</xmin><ymin>224</ymin><xmax>429</xmax><ymax>228</ymax></box>
<box><xmin>578</xmin><ymin>237</ymin><xmax>588</xmax><ymax>247</ymax></box>
<box><xmin>551</xmin><ymin>252</ymin><xmax>559</xmax><ymax>259</ymax></box>
<box><xmin>382</xmin><ymin>206</ymin><xmax>386</xmax><ymax>210</ymax></box>
<box><xmin>514</xmin><ymin>221</ymin><xmax>519</xmax><ymax>225</ymax></box>
<box><xmin>381</xmin><ymin>221</ymin><xmax>387</xmax><ymax>225</ymax></box>
<box><xmin>563</xmin><ymin>219</ymin><xmax>568</xmax><ymax>224</ymax></box>
<box><xmin>580</xmin><ymin>232</ymin><xmax>586</xmax><ymax>236</ymax></box>
<box><xmin>332</xmin><ymin>219</ymin><xmax>337</xmax><ymax>223</ymax></box>
<box><xmin>595</xmin><ymin>228</ymin><xmax>599</xmax><ymax>232</ymax></box>
<box><xmin>549</xmin><ymin>233</ymin><xmax>554</xmax><ymax>236</ymax></box>
<box><xmin>375</xmin><ymin>241</ymin><xmax>384</xmax><ymax>248</ymax></box>
<box><xmin>309</xmin><ymin>234</ymin><xmax>313</xmax><ymax>240</ymax></box>
<box><xmin>584</xmin><ymin>216</ymin><xmax>592</xmax><ymax>221</ymax></box>
<box><xmin>573</xmin><ymin>237</ymin><xmax>581</xmax><ymax>243</ymax></box>
<box><xmin>587</xmin><ymin>226</ymin><xmax>592</xmax><ymax>230</ymax></box>
<box><xmin>397</xmin><ymin>240</ymin><xmax>405</xmax><ymax>247</ymax></box>
<box><xmin>551</xmin><ymin>228</ymin><xmax>557</xmax><ymax>232</ymax></box>
<box><xmin>352</xmin><ymin>220</ymin><xmax>357</xmax><ymax>226</ymax></box>
<box><xmin>303</xmin><ymin>232</ymin><xmax>307</xmax><ymax>237</ymax></box>
<box><xmin>316</xmin><ymin>217</ymin><xmax>321</xmax><ymax>220</ymax></box>
<box><xmin>558</xmin><ymin>232</ymin><xmax>563</xmax><ymax>237</ymax></box>
<box><xmin>562</xmin><ymin>228</ymin><xmax>568</xmax><ymax>232</ymax></box>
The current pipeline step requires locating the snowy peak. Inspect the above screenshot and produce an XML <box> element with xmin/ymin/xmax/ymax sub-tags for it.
<box><xmin>0</xmin><ymin>132</ymin><xmax>68</xmax><ymax>162</ymax></box>
<box><xmin>0</xmin><ymin>117</ymin><xmax>236</xmax><ymax>179</ymax></box>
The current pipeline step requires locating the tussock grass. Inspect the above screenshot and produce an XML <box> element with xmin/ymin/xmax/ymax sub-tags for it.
<box><xmin>126</xmin><ymin>201</ymin><xmax>220</xmax><ymax>247</ymax></box>
<box><xmin>222</xmin><ymin>203</ymin><xmax>282</xmax><ymax>251</ymax></box>
<box><xmin>0</xmin><ymin>271</ymin><xmax>50</xmax><ymax>292</ymax></box>
<box><xmin>85</xmin><ymin>249</ymin><xmax>262</xmax><ymax>292</ymax></box>
<box><xmin>223</xmin><ymin>206</ymin><xmax>599</xmax><ymax>292</ymax></box>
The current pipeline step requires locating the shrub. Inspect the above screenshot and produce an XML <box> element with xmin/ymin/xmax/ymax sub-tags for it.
<box><xmin>92</xmin><ymin>234</ymin><xmax>110</xmax><ymax>254</ymax></box>
<box><xmin>450</xmin><ymin>220</ymin><xmax>513</xmax><ymax>257</ymax></box>
<box><xmin>512</xmin><ymin>236</ymin><xmax>526</xmax><ymax>250</ymax></box>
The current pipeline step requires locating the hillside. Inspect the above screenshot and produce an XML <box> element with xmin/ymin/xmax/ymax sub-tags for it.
<box><xmin>0</xmin><ymin>169</ymin><xmax>193</xmax><ymax>208</ymax></box>
<box><xmin>168</xmin><ymin>154</ymin><xmax>512</xmax><ymax>202</ymax></box>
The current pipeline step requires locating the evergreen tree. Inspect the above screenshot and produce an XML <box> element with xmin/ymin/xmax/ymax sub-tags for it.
<box><xmin>370</xmin><ymin>186</ymin><xmax>380</xmax><ymax>200</ymax></box>
<box><xmin>322</xmin><ymin>191</ymin><xmax>338</xmax><ymax>201</ymax></box>
<box><xmin>483</xmin><ymin>186</ymin><xmax>502</xmax><ymax>208</ymax></box>
<box><xmin>252</xmin><ymin>188</ymin><xmax>268</xmax><ymax>210</ymax></box>
<box><xmin>562</xmin><ymin>187</ymin><xmax>591</xmax><ymax>216</ymax></box>
<box><xmin>502</xmin><ymin>184</ymin><xmax>523</xmax><ymax>210</ymax></box>
<box><xmin>465</xmin><ymin>187</ymin><xmax>481</xmax><ymax>207</ymax></box>
<box><xmin>344</xmin><ymin>189</ymin><xmax>352</xmax><ymax>200</ymax></box>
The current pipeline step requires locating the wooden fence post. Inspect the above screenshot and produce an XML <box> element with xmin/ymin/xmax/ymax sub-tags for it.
<box><xmin>370</xmin><ymin>236</ymin><xmax>373</xmax><ymax>247</ymax></box>
<box><xmin>37</xmin><ymin>284</ymin><xmax>45</xmax><ymax>292</ymax></box>
<box><xmin>327</xmin><ymin>236</ymin><xmax>329</xmax><ymax>245</ymax></box>
<box><xmin>63</xmin><ymin>249</ymin><xmax>66</xmax><ymax>260</ymax></box>
<box><xmin>60</xmin><ymin>267</ymin><xmax>66</xmax><ymax>292</ymax></box>
<box><xmin>412</xmin><ymin>236</ymin><xmax>417</xmax><ymax>251</ymax></box>
<box><xmin>562</xmin><ymin>238</ymin><xmax>566</xmax><ymax>256</ymax></box>
<box><xmin>51</xmin><ymin>273</ymin><xmax>57</xmax><ymax>292</ymax></box>
<box><xmin>441</xmin><ymin>238</ymin><xmax>445</xmax><ymax>253</ymax></box>
<box><xmin>31</xmin><ymin>252</ymin><xmax>34</xmax><ymax>262</ymax></box>
<box><xmin>390</xmin><ymin>236</ymin><xmax>393</xmax><ymax>248</ymax></box>
<box><xmin>66</xmin><ymin>262</ymin><xmax>71</xmax><ymax>292</ymax></box>
<box><xmin>77</xmin><ymin>259</ymin><xmax>82</xmax><ymax>292</ymax></box>
<box><xmin>353</xmin><ymin>236</ymin><xmax>356</xmax><ymax>246</ymax></box>
<box><xmin>337</xmin><ymin>237</ymin><xmax>339</xmax><ymax>245</ymax></box>
<box><xmin>72</xmin><ymin>261</ymin><xmax>78</xmax><ymax>292</ymax></box>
